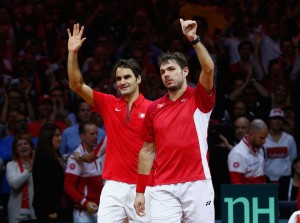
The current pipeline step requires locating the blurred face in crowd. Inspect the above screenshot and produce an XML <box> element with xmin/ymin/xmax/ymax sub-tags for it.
<box><xmin>81</xmin><ymin>124</ymin><xmax>98</xmax><ymax>150</ymax></box>
<box><xmin>16</xmin><ymin>139</ymin><xmax>32</xmax><ymax>160</ymax></box>
<box><xmin>78</xmin><ymin>102</ymin><xmax>92</xmax><ymax>122</ymax></box>
<box><xmin>234</xmin><ymin>117</ymin><xmax>250</xmax><ymax>141</ymax></box>
<box><xmin>52</xmin><ymin>128</ymin><xmax>62</xmax><ymax>150</ymax></box>
<box><xmin>232</xmin><ymin>101</ymin><xmax>247</xmax><ymax>119</ymax></box>
<box><xmin>38</xmin><ymin>101</ymin><xmax>53</xmax><ymax>118</ymax></box>
<box><xmin>269</xmin><ymin>117</ymin><xmax>283</xmax><ymax>131</ymax></box>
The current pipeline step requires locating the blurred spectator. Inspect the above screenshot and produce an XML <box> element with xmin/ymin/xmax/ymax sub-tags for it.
<box><xmin>0</xmin><ymin>86</ymin><xmax>35</xmax><ymax>129</ymax></box>
<box><xmin>32</xmin><ymin>123</ymin><xmax>72</xmax><ymax>222</ymax></box>
<box><xmin>258</xmin><ymin>21</ymin><xmax>282</xmax><ymax>74</ymax></box>
<box><xmin>278</xmin><ymin>157</ymin><xmax>300</xmax><ymax>218</ymax></box>
<box><xmin>226</xmin><ymin>40</ymin><xmax>263</xmax><ymax>86</ymax></box>
<box><xmin>270</xmin><ymin>83</ymin><xmax>291</xmax><ymax>109</ymax></box>
<box><xmin>269</xmin><ymin>38</ymin><xmax>297</xmax><ymax>79</ymax></box>
<box><xmin>64</xmin><ymin>122</ymin><xmax>104</xmax><ymax>223</ymax></box>
<box><xmin>115</xmin><ymin>29</ymin><xmax>162</xmax><ymax>67</ymax></box>
<box><xmin>60</xmin><ymin>101</ymin><xmax>106</xmax><ymax>159</ymax></box>
<box><xmin>218</xmin><ymin>116</ymin><xmax>251</xmax><ymax>151</ymax></box>
<box><xmin>263</xmin><ymin>108</ymin><xmax>298</xmax><ymax>183</ymax></box>
<box><xmin>222</xmin><ymin>19</ymin><xmax>250</xmax><ymax>64</ymax></box>
<box><xmin>223</xmin><ymin>99</ymin><xmax>249</xmax><ymax>123</ymax></box>
<box><xmin>227</xmin><ymin>119</ymin><xmax>268</xmax><ymax>184</ymax></box>
<box><xmin>282</xmin><ymin>106</ymin><xmax>296</xmax><ymax>136</ymax></box>
<box><xmin>6</xmin><ymin>133</ymin><xmax>36</xmax><ymax>223</ymax></box>
<box><xmin>263</xmin><ymin>60</ymin><xmax>290</xmax><ymax>94</ymax></box>
<box><xmin>278</xmin><ymin>157</ymin><xmax>300</xmax><ymax>201</ymax></box>
<box><xmin>28</xmin><ymin>95</ymin><xmax>67</xmax><ymax>138</ymax></box>
<box><xmin>226</xmin><ymin>74</ymin><xmax>270</xmax><ymax>120</ymax></box>
<box><xmin>82</xmin><ymin>59</ymin><xmax>109</xmax><ymax>89</ymax></box>
<box><xmin>50</xmin><ymin>86</ymin><xmax>76</xmax><ymax>126</ymax></box>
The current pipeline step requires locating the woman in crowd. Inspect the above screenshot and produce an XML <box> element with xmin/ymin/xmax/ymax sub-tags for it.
<box><xmin>6</xmin><ymin>133</ymin><xmax>36</xmax><ymax>223</ymax></box>
<box><xmin>32</xmin><ymin>123</ymin><xmax>72</xmax><ymax>222</ymax></box>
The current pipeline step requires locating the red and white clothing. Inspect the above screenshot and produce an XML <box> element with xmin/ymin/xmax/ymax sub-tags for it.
<box><xmin>142</xmin><ymin>83</ymin><xmax>215</xmax><ymax>185</ymax></box>
<box><xmin>142</xmin><ymin>83</ymin><xmax>215</xmax><ymax>223</ymax></box>
<box><xmin>92</xmin><ymin>91</ymin><xmax>152</xmax><ymax>184</ymax></box>
<box><xmin>228</xmin><ymin>137</ymin><xmax>266</xmax><ymax>184</ymax></box>
<box><xmin>93</xmin><ymin>136</ymin><xmax>107</xmax><ymax>158</ymax></box>
<box><xmin>64</xmin><ymin>144</ymin><xmax>103</xmax><ymax>210</ymax></box>
<box><xmin>92</xmin><ymin>91</ymin><xmax>152</xmax><ymax>223</ymax></box>
<box><xmin>263</xmin><ymin>132</ymin><xmax>297</xmax><ymax>181</ymax></box>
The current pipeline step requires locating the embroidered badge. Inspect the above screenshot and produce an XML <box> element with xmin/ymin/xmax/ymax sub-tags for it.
<box><xmin>70</xmin><ymin>163</ymin><xmax>76</xmax><ymax>169</ymax></box>
<box><xmin>138</xmin><ymin>112</ymin><xmax>145</xmax><ymax>118</ymax></box>
<box><xmin>233</xmin><ymin>162</ymin><xmax>240</xmax><ymax>168</ymax></box>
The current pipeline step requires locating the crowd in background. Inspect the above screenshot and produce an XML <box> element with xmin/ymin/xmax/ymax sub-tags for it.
<box><xmin>0</xmin><ymin>0</ymin><xmax>300</xmax><ymax>221</ymax></box>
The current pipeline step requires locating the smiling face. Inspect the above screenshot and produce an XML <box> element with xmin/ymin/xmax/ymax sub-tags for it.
<box><xmin>16</xmin><ymin>139</ymin><xmax>32</xmax><ymax>160</ymax></box>
<box><xmin>159</xmin><ymin>60</ymin><xmax>188</xmax><ymax>92</ymax></box>
<box><xmin>115</xmin><ymin>67</ymin><xmax>141</xmax><ymax>96</ymax></box>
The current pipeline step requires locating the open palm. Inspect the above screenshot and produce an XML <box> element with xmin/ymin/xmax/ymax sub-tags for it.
<box><xmin>67</xmin><ymin>23</ymin><xmax>86</xmax><ymax>52</ymax></box>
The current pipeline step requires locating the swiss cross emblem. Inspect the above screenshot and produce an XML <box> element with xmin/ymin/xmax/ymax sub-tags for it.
<box><xmin>233</xmin><ymin>162</ymin><xmax>240</xmax><ymax>168</ymax></box>
<box><xmin>70</xmin><ymin>163</ymin><xmax>76</xmax><ymax>169</ymax></box>
<box><xmin>138</xmin><ymin>112</ymin><xmax>145</xmax><ymax>118</ymax></box>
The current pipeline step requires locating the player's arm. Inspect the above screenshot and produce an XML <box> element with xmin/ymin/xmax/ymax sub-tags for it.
<box><xmin>67</xmin><ymin>23</ymin><xmax>94</xmax><ymax>107</ymax></box>
<box><xmin>134</xmin><ymin>142</ymin><xmax>155</xmax><ymax>217</ymax></box>
<box><xmin>180</xmin><ymin>18</ymin><xmax>214</xmax><ymax>92</ymax></box>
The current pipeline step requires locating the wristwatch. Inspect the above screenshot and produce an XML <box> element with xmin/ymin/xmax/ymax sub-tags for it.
<box><xmin>190</xmin><ymin>35</ymin><xmax>201</xmax><ymax>45</ymax></box>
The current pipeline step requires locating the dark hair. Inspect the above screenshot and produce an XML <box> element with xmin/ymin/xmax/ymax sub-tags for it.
<box><xmin>111</xmin><ymin>58</ymin><xmax>142</xmax><ymax>79</ymax></box>
<box><xmin>238</xmin><ymin>40</ymin><xmax>254</xmax><ymax>52</ymax></box>
<box><xmin>157</xmin><ymin>52</ymin><xmax>189</xmax><ymax>70</ymax></box>
<box><xmin>78</xmin><ymin>121</ymin><xmax>97</xmax><ymax>134</ymax></box>
<box><xmin>12</xmin><ymin>133</ymin><xmax>34</xmax><ymax>161</ymax></box>
<box><xmin>36</xmin><ymin>123</ymin><xmax>60</xmax><ymax>160</ymax></box>
<box><xmin>291</xmin><ymin>157</ymin><xmax>300</xmax><ymax>176</ymax></box>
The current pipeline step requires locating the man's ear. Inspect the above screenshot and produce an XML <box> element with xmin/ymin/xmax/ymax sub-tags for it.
<box><xmin>137</xmin><ymin>75</ymin><xmax>142</xmax><ymax>84</ymax></box>
<box><xmin>183</xmin><ymin>67</ymin><xmax>189</xmax><ymax>77</ymax></box>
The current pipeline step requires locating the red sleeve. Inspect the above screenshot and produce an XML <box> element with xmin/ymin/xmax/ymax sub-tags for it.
<box><xmin>229</xmin><ymin>171</ymin><xmax>247</xmax><ymax>184</ymax></box>
<box><xmin>64</xmin><ymin>173</ymin><xmax>88</xmax><ymax>206</ymax></box>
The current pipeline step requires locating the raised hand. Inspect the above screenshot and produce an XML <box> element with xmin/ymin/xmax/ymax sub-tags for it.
<box><xmin>67</xmin><ymin>23</ymin><xmax>86</xmax><ymax>53</ymax></box>
<box><xmin>180</xmin><ymin>18</ymin><xmax>197</xmax><ymax>41</ymax></box>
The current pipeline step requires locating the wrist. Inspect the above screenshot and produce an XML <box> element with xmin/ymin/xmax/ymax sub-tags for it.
<box><xmin>190</xmin><ymin>35</ymin><xmax>201</xmax><ymax>45</ymax></box>
<box><xmin>136</xmin><ymin>174</ymin><xmax>149</xmax><ymax>193</ymax></box>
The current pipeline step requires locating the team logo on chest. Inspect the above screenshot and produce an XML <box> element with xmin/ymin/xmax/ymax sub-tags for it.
<box><xmin>157</xmin><ymin>103</ymin><xmax>165</xmax><ymax>109</ymax></box>
<box><xmin>138</xmin><ymin>112</ymin><xmax>146</xmax><ymax>119</ymax></box>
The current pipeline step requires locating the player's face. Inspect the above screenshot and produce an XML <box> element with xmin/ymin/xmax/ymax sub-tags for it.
<box><xmin>115</xmin><ymin>67</ymin><xmax>141</xmax><ymax>96</ymax></box>
<box><xmin>160</xmin><ymin>60</ymin><xmax>188</xmax><ymax>92</ymax></box>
